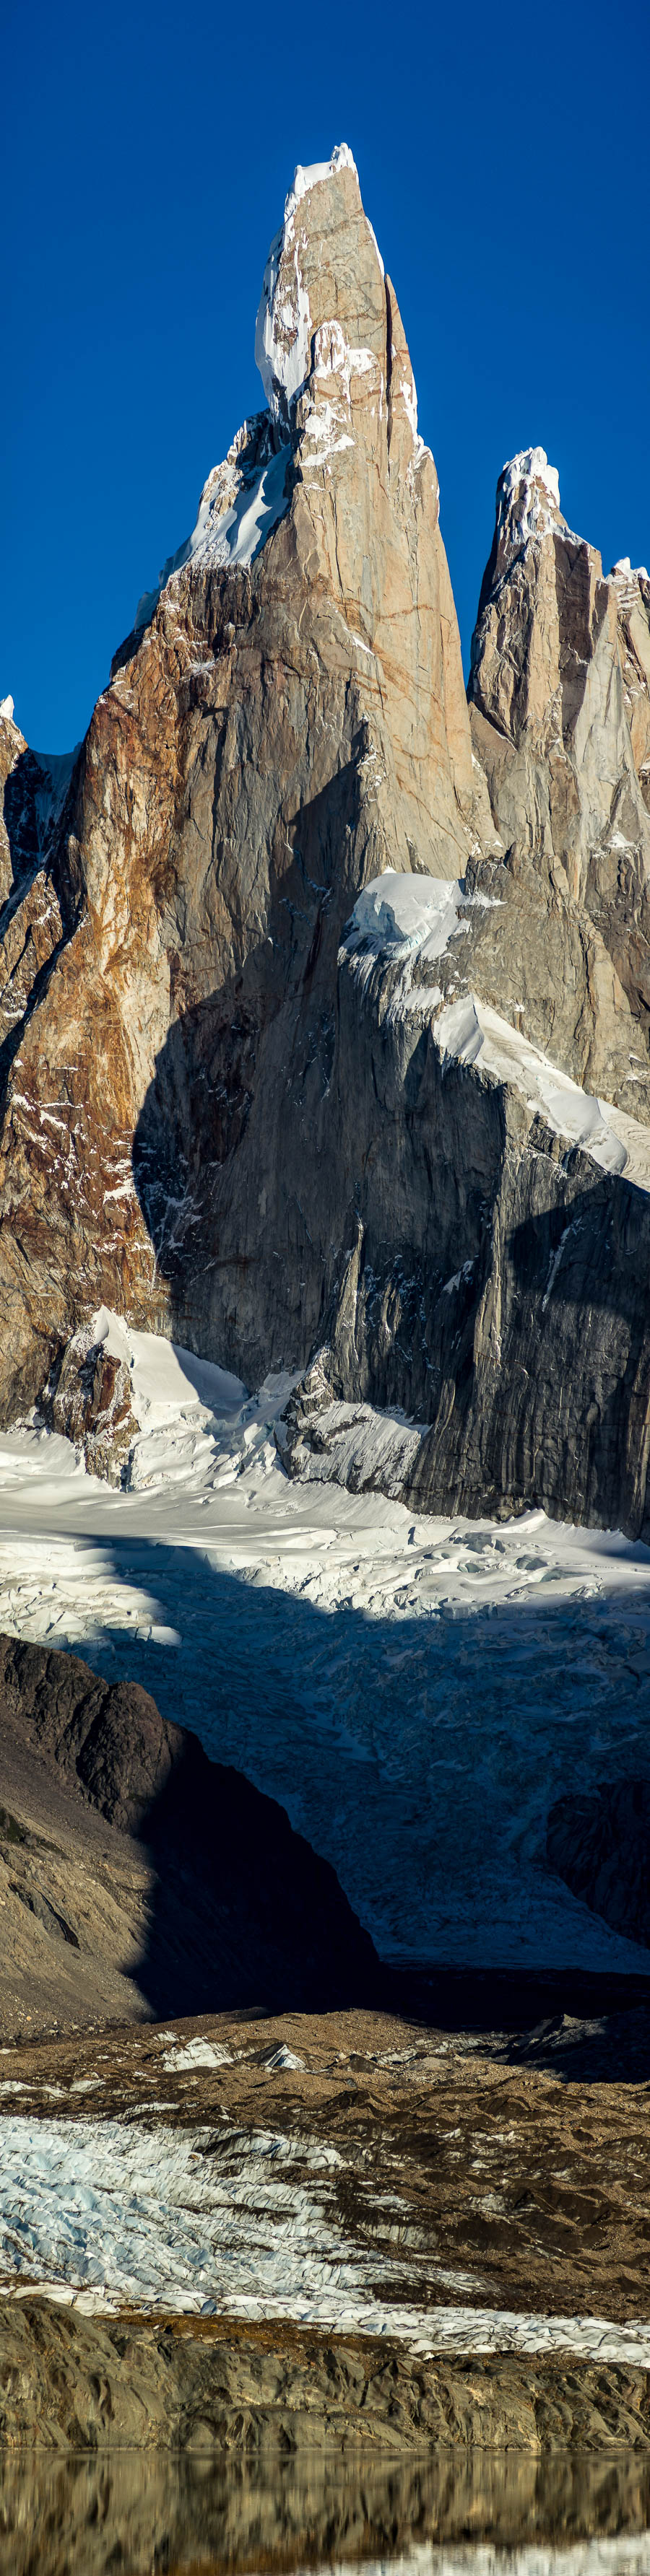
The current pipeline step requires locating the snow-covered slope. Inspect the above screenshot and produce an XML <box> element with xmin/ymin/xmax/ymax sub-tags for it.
<box><xmin>342</xmin><ymin>871</ymin><xmax>650</xmax><ymax>1190</ymax></box>
<box><xmin>1</xmin><ymin>1335</ymin><xmax>650</xmax><ymax>1975</ymax></box>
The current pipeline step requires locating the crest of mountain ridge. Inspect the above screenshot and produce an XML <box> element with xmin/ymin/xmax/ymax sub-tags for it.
<box><xmin>1</xmin><ymin>154</ymin><xmax>650</xmax><ymax>1539</ymax></box>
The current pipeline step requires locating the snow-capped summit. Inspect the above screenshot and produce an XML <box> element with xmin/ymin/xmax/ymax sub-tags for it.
<box><xmin>495</xmin><ymin>446</ymin><xmax>563</xmax><ymax>551</ymax></box>
<box><xmin>469</xmin><ymin>447</ymin><xmax>571</xmax><ymax>650</ymax></box>
<box><xmin>127</xmin><ymin>142</ymin><xmax>428</xmax><ymax>655</ymax></box>
<box><xmin>610</xmin><ymin>554</ymin><xmax>650</xmax><ymax>611</ymax></box>
<box><xmin>254</xmin><ymin>142</ymin><xmax>386</xmax><ymax>430</ymax></box>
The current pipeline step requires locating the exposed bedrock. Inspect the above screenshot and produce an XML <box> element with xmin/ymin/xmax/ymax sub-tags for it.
<box><xmin>467</xmin><ymin>449</ymin><xmax>650</xmax><ymax>1104</ymax></box>
<box><xmin>4</xmin><ymin>2303</ymin><xmax>650</xmax><ymax>2456</ymax></box>
<box><xmin>0</xmin><ymin>167</ymin><xmax>649</xmax><ymax>1537</ymax></box>
<box><xmin>279</xmin><ymin>938</ymin><xmax>650</xmax><ymax>1536</ymax></box>
<box><xmin>547</xmin><ymin>1778</ymin><xmax>650</xmax><ymax>1950</ymax></box>
<box><xmin>0</xmin><ymin>1632</ymin><xmax>382</xmax><ymax>2028</ymax></box>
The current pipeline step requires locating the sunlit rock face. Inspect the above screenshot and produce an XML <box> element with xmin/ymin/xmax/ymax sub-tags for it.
<box><xmin>0</xmin><ymin>146</ymin><xmax>490</xmax><ymax>1417</ymax></box>
<box><xmin>611</xmin><ymin>557</ymin><xmax>650</xmax><ymax>815</ymax></box>
<box><xmin>1</xmin><ymin>162</ymin><xmax>650</xmax><ymax>1540</ymax></box>
<box><xmin>467</xmin><ymin>449</ymin><xmax>650</xmax><ymax>1108</ymax></box>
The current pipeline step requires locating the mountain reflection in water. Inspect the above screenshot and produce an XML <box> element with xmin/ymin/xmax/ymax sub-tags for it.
<box><xmin>3</xmin><ymin>2453</ymin><xmax>650</xmax><ymax>2576</ymax></box>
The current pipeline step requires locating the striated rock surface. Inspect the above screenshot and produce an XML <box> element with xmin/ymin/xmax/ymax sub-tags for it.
<box><xmin>1</xmin><ymin>165</ymin><xmax>650</xmax><ymax>1537</ymax></box>
<box><xmin>612</xmin><ymin>555</ymin><xmax>650</xmax><ymax>813</ymax></box>
<box><xmin>3</xmin><ymin>2302</ymin><xmax>650</xmax><ymax>2455</ymax></box>
<box><xmin>0</xmin><ymin>147</ymin><xmax>493</xmax><ymax>1423</ymax></box>
<box><xmin>467</xmin><ymin>448</ymin><xmax>650</xmax><ymax>1108</ymax></box>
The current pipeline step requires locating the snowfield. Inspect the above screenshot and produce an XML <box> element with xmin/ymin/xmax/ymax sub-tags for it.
<box><xmin>0</xmin><ymin>1317</ymin><xmax>649</xmax><ymax>1974</ymax></box>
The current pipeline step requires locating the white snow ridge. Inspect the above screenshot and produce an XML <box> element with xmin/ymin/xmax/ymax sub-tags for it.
<box><xmin>342</xmin><ymin>870</ymin><xmax>650</xmax><ymax>1191</ymax></box>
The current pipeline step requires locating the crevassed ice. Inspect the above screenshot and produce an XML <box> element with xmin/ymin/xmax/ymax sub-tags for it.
<box><xmin>6</xmin><ymin>2111</ymin><xmax>650</xmax><ymax>2365</ymax></box>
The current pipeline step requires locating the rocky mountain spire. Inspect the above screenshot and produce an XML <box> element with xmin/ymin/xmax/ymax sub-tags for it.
<box><xmin>466</xmin><ymin>445</ymin><xmax>650</xmax><ymax>1104</ymax></box>
<box><xmin>611</xmin><ymin>556</ymin><xmax>650</xmax><ymax>813</ymax></box>
<box><xmin>1</xmin><ymin>159</ymin><xmax>650</xmax><ymax>1547</ymax></box>
<box><xmin>0</xmin><ymin>147</ymin><xmax>492</xmax><ymax>1423</ymax></box>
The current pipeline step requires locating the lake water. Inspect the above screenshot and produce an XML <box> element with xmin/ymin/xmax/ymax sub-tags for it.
<box><xmin>4</xmin><ymin>2450</ymin><xmax>650</xmax><ymax>2575</ymax></box>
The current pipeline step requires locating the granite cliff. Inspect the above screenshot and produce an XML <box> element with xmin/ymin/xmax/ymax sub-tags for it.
<box><xmin>1</xmin><ymin>152</ymin><xmax>650</xmax><ymax>1534</ymax></box>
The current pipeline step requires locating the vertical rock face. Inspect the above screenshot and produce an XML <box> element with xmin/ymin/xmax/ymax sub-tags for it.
<box><xmin>611</xmin><ymin>558</ymin><xmax>650</xmax><ymax>813</ymax></box>
<box><xmin>0</xmin><ymin>706</ymin><xmax>74</xmax><ymax>1104</ymax></box>
<box><xmin>1</xmin><ymin>162</ymin><xmax>650</xmax><ymax>1540</ymax></box>
<box><xmin>0</xmin><ymin>147</ymin><xmax>492</xmax><ymax>1415</ymax></box>
<box><xmin>467</xmin><ymin>449</ymin><xmax>650</xmax><ymax>1105</ymax></box>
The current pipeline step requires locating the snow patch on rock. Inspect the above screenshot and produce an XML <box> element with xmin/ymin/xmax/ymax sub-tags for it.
<box><xmin>134</xmin><ymin>419</ymin><xmax>290</xmax><ymax>637</ymax></box>
<box><xmin>286</xmin><ymin>144</ymin><xmax>358</xmax><ymax>216</ymax></box>
<box><xmin>496</xmin><ymin>447</ymin><xmax>562</xmax><ymax>551</ymax></box>
<box><xmin>340</xmin><ymin>870</ymin><xmax>498</xmax><ymax>1019</ymax></box>
<box><xmin>342</xmin><ymin>869</ymin><xmax>466</xmax><ymax>966</ymax></box>
<box><xmin>437</xmin><ymin>993</ymin><xmax>650</xmax><ymax>1191</ymax></box>
<box><xmin>255</xmin><ymin>143</ymin><xmax>382</xmax><ymax>430</ymax></box>
<box><xmin>611</xmin><ymin>556</ymin><xmax>650</xmax><ymax>615</ymax></box>
<box><xmin>91</xmin><ymin>1306</ymin><xmax>245</xmax><ymax>1444</ymax></box>
<box><xmin>342</xmin><ymin>876</ymin><xmax>650</xmax><ymax>1195</ymax></box>
<box><xmin>612</xmin><ymin>555</ymin><xmax>650</xmax><ymax>583</ymax></box>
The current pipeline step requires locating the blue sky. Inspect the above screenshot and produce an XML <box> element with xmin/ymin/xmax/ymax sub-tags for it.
<box><xmin>3</xmin><ymin>0</ymin><xmax>649</xmax><ymax>751</ymax></box>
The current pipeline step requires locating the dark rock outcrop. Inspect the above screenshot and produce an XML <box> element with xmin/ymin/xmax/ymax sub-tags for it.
<box><xmin>0</xmin><ymin>1632</ymin><xmax>382</xmax><ymax>2022</ymax></box>
<box><xmin>46</xmin><ymin>1324</ymin><xmax>139</xmax><ymax>1483</ymax></box>
<box><xmin>547</xmin><ymin>1777</ymin><xmax>650</xmax><ymax>1948</ymax></box>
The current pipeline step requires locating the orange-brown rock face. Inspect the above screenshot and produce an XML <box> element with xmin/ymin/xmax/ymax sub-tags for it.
<box><xmin>0</xmin><ymin>149</ymin><xmax>491</xmax><ymax>1415</ymax></box>
<box><xmin>3</xmin><ymin>170</ymin><xmax>650</xmax><ymax>1545</ymax></box>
